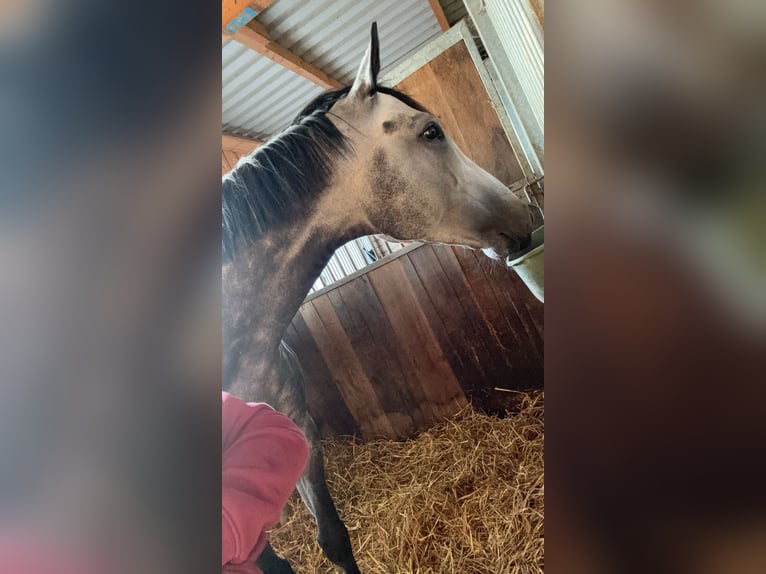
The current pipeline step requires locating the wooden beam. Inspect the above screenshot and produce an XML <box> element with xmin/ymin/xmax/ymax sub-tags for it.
<box><xmin>222</xmin><ymin>1</ymin><xmax>275</xmax><ymax>35</ymax></box>
<box><xmin>428</xmin><ymin>0</ymin><xmax>450</xmax><ymax>31</ymax></box>
<box><xmin>222</xmin><ymin>133</ymin><xmax>262</xmax><ymax>155</ymax></box>
<box><xmin>234</xmin><ymin>21</ymin><xmax>342</xmax><ymax>89</ymax></box>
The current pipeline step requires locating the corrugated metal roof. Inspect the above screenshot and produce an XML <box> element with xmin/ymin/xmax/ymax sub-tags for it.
<box><xmin>222</xmin><ymin>42</ymin><xmax>324</xmax><ymax>139</ymax></box>
<box><xmin>222</xmin><ymin>0</ymin><xmax>443</xmax><ymax>139</ymax></box>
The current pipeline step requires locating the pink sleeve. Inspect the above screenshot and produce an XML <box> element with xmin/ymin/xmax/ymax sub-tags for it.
<box><xmin>221</xmin><ymin>392</ymin><xmax>309</xmax><ymax>568</ymax></box>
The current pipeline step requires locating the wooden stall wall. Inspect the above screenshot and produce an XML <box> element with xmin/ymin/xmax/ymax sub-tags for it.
<box><xmin>222</xmin><ymin>135</ymin><xmax>260</xmax><ymax>174</ymax></box>
<box><xmin>221</xmin><ymin>149</ymin><xmax>242</xmax><ymax>175</ymax></box>
<box><xmin>284</xmin><ymin>244</ymin><xmax>543</xmax><ymax>441</ymax></box>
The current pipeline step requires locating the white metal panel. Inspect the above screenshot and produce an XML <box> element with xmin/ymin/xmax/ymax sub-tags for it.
<box><xmin>483</xmin><ymin>0</ymin><xmax>544</xmax><ymax>129</ymax></box>
<box><xmin>222</xmin><ymin>39</ymin><xmax>325</xmax><ymax>139</ymax></box>
<box><xmin>463</xmin><ymin>0</ymin><xmax>544</xmax><ymax>173</ymax></box>
<box><xmin>306</xmin><ymin>235</ymin><xmax>409</xmax><ymax>295</ymax></box>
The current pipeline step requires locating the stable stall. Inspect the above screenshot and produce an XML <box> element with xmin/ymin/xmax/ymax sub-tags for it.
<box><xmin>222</xmin><ymin>2</ymin><xmax>544</xmax><ymax>572</ymax></box>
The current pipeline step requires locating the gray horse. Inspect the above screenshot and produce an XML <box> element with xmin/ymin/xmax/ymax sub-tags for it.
<box><xmin>222</xmin><ymin>23</ymin><xmax>536</xmax><ymax>573</ymax></box>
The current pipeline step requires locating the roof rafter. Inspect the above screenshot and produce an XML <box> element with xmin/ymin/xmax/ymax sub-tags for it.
<box><xmin>222</xmin><ymin>1</ymin><xmax>275</xmax><ymax>35</ymax></box>
<box><xmin>234</xmin><ymin>21</ymin><xmax>342</xmax><ymax>89</ymax></box>
<box><xmin>428</xmin><ymin>0</ymin><xmax>450</xmax><ymax>31</ymax></box>
<box><xmin>222</xmin><ymin>1</ymin><xmax>342</xmax><ymax>90</ymax></box>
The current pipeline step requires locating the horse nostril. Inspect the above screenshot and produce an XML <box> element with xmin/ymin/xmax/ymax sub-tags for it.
<box><xmin>519</xmin><ymin>233</ymin><xmax>532</xmax><ymax>251</ymax></box>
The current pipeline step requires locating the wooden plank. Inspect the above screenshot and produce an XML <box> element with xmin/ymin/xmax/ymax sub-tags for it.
<box><xmin>486</xmin><ymin>268</ymin><xmax>545</xmax><ymax>391</ymax></box>
<box><xmin>395</xmin><ymin>271</ymin><xmax>475</xmax><ymax>410</ymax></box>
<box><xmin>523</xmin><ymin>283</ymin><xmax>544</xmax><ymax>342</ymax></box>
<box><xmin>481</xmin><ymin>252</ymin><xmax>544</xmax><ymax>353</ymax></box>
<box><xmin>451</xmin><ymin>246</ymin><xmax>525</xmax><ymax>359</ymax></box>
<box><xmin>430</xmin><ymin>245</ymin><xmax>509</xmax><ymax>390</ymax></box>
<box><xmin>234</xmin><ymin>21</ymin><xmax>342</xmax><ymax>89</ymax></box>
<box><xmin>326</xmin><ymin>286</ymin><xmax>416</xmax><ymax>439</ymax></box>
<box><xmin>223</xmin><ymin>150</ymin><xmax>240</xmax><ymax>173</ymax></box>
<box><xmin>221</xmin><ymin>152</ymin><xmax>233</xmax><ymax>174</ymax></box>
<box><xmin>450</xmin><ymin>246</ymin><xmax>543</xmax><ymax>401</ymax></box>
<box><xmin>503</xmin><ymin>260</ymin><xmax>545</xmax><ymax>347</ymax></box>
<box><xmin>288</xmin><ymin>243</ymin><xmax>542</xmax><ymax>436</ymax></box>
<box><xmin>475</xmin><ymin>251</ymin><xmax>544</xmax><ymax>364</ymax></box>
<box><xmin>428</xmin><ymin>0</ymin><xmax>450</xmax><ymax>31</ymax></box>
<box><xmin>333</xmin><ymin>276</ymin><xmax>436</xmax><ymax>434</ymax></box>
<box><xmin>404</xmin><ymin>245</ymin><xmax>482</xmax><ymax>383</ymax></box>
<box><xmin>284</xmin><ymin>320</ymin><xmax>358</xmax><ymax>438</ymax></box>
<box><xmin>303</xmin><ymin>298</ymin><xmax>397</xmax><ymax>439</ymax></box>
<box><xmin>368</xmin><ymin>258</ymin><xmax>467</xmax><ymax>420</ymax></box>
<box><xmin>222</xmin><ymin>1</ymin><xmax>275</xmax><ymax>35</ymax></box>
<box><xmin>222</xmin><ymin>133</ymin><xmax>261</xmax><ymax>155</ymax></box>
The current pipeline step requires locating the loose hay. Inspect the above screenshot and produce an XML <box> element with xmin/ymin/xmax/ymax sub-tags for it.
<box><xmin>270</xmin><ymin>392</ymin><xmax>544</xmax><ymax>573</ymax></box>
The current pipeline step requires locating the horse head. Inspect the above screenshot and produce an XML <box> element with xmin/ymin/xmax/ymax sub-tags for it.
<box><xmin>327</xmin><ymin>23</ymin><xmax>538</xmax><ymax>261</ymax></box>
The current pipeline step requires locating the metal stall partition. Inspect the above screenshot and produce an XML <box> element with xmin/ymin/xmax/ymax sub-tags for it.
<box><xmin>463</xmin><ymin>0</ymin><xmax>544</xmax><ymax>177</ymax></box>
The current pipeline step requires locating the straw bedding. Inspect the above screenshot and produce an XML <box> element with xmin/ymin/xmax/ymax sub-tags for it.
<box><xmin>269</xmin><ymin>392</ymin><xmax>544</xmax><ymax>573</ymax></box>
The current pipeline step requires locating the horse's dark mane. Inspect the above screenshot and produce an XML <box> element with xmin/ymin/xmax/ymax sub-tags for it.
<box><xmin>221</xmin><ymin>85</ymin><xmax>428</xmax><ymax>261</ymax></box>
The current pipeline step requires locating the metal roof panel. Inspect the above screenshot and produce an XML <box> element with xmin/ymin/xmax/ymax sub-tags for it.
<box><xmin>222</xmin><ymin>0</ymin><xmax>444</xmax><ymax>138</ymax></box>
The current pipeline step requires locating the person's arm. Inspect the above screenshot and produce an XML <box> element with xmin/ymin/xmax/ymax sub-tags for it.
<box><xmin>221</xmin><ymin>393</ymin><xmax>309</xmax><ymax>567</ymax></box>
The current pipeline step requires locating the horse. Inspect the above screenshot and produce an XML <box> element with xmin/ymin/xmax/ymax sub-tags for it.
<box><xmin>222</xmin><ymin>23</ymin><xmax>537</xmax><ymax>574</ymax></box>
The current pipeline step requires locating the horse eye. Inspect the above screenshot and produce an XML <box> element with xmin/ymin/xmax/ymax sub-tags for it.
<box><xmin>421</xmin><ymin>123</ymin><xmax>443</xmax><ymax>141</ymax></box>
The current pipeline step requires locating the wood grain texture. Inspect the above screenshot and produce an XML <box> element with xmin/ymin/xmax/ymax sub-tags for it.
<box><xmin>428</xmin><ymin>0</ymin><xmax>451</xmax><ymax>31</ymax></box>
<box><xmin>221</xmin><ymin>1</ymin><xmax>274</xmax><ymax>34</ymax></box>
<box><xmin>303</xmin><ymin>297</ymin><xmax>397</xmax><ymax>439</ymax></box>
<box><xmin>283</xmin><ymin>320</ymin><xmax>357</xmax><ymax>438</ymax></box>
<box><xmin>330</xmin><ymin>278</ymin><xmax>431</xmax><ymax>432</ymax></box>
<box><xmin>222</xmin><ymin>150</ymin><xmax>240</xmax><ymax>175</ymax></box>
<box><xmin>369</xmin><ymin>257</ymin><xmax>468</xmax><ymax>422</ymax></box>
<box><xmin>290</xmin><ymin>244</ymin><xmax>543</xmax><ymax>440</ymax></box>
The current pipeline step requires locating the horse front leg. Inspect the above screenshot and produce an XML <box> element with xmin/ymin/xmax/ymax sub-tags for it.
<box><xmin>296</xmin><ymin>412</ymin><xmax>361</xmax><ymax>574</ymax></box>
<box><xmin>255</xmin><ymin>541</ymin><xmax>295</xmax><ymax>574</ymax></box>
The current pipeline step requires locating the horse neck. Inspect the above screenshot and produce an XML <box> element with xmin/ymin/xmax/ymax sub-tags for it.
<box><xmin>223</xmin><ymin>206</ymin><xmax>363</xmax><ymax>390</ymax></box>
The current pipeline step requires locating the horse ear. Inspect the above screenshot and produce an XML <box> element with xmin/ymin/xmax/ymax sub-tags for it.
<box><xmin>349</xmin><ymin>22</ymin><xmax>380</xmax><ymax>99</ymax></box>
